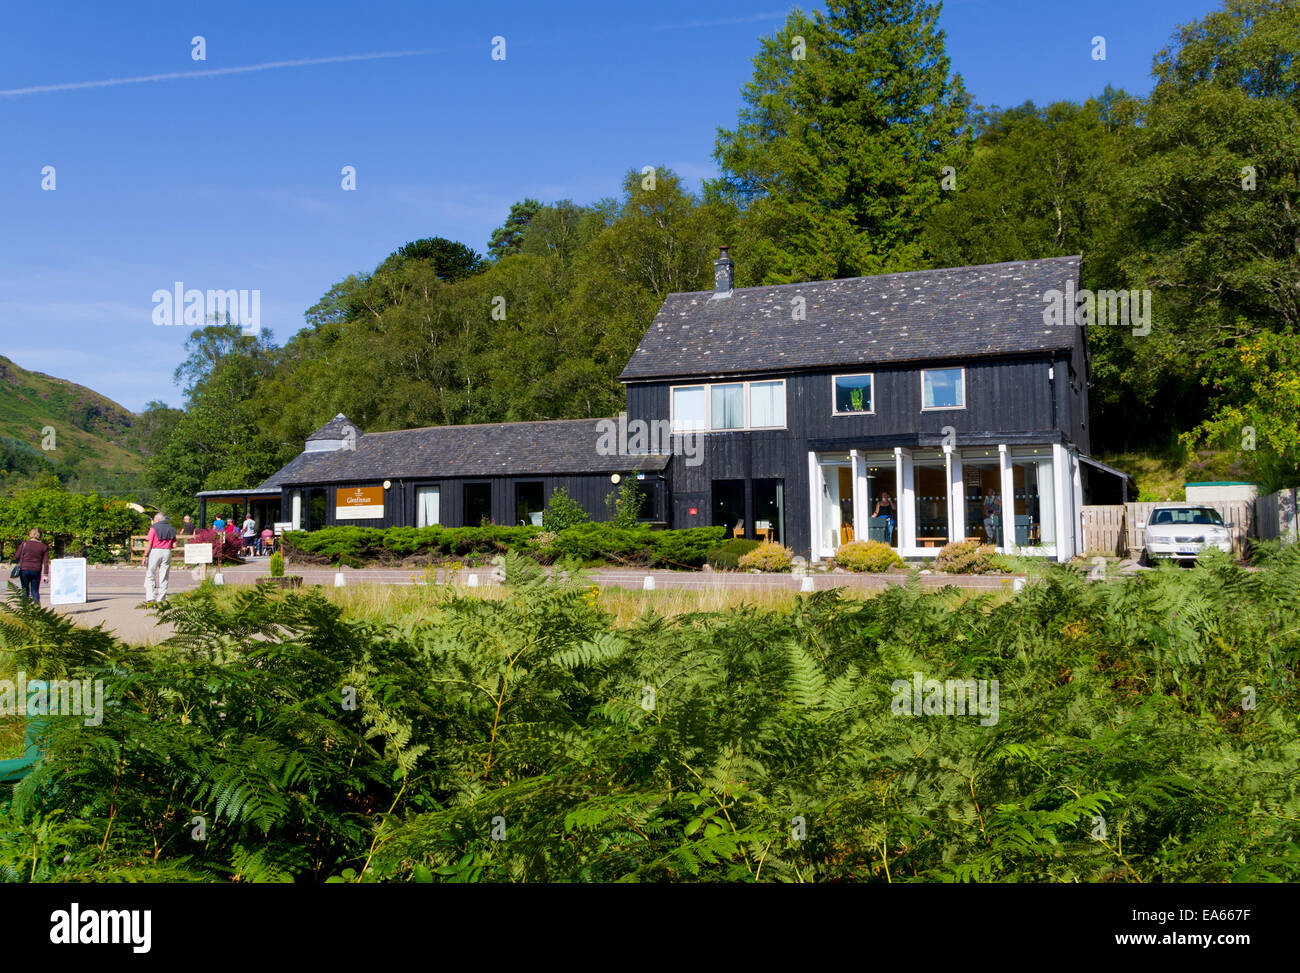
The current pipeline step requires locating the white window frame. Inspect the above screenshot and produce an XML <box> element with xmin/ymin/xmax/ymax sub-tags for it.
<box><xmin>669</xmin><ymin>379</ymin><xmax>787</xmax><ymax>432</ymax></box>
<box><xmin>921</xmin><ymin>367</ymin><xmax>966</xmax><ymax>411</ymax></box>
<box><xmin>748</xmin><ymin>379</ymin><xmax>786</xmax><ymax>430</ymax></box>
<box><xmin>670</xmin><ymin>385</ymin><xmax>708</xmax><ymax>433</ymax></box>
<box><xmin>831</xmin><ymin>372</ymin><xmax>876</xmax><ymax>416</ymax></box>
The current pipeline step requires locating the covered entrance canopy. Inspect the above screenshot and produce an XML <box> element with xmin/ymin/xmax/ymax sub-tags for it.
<box><xmin>195</xmin><ymin>487</ymin><xmax>282</xmax><ymax>531</ymax></box>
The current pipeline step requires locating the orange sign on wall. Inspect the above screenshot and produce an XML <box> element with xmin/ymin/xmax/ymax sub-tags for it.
<box><xmin>335</xmin><ymin>486</ymin><xmax>385</xmax><ymax>520</ymax></box>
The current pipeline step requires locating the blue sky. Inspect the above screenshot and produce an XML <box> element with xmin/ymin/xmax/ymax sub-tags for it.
<box><xmin>0</xmin><ymin>0</ymin><xmax>1221</xmax><ymax>412</ymax></box>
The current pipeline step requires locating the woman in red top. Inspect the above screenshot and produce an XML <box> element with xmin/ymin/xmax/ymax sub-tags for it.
<box><xmin>14</xmin><ymin>528</ymin><xmax>50</xmax><ymax>604</ymax></box>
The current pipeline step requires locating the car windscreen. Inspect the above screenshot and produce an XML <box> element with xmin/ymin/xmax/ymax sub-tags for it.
<box><xmin>1150</xmin><ymin>508</ymin><xmax>1223</xmax><ymax>526</ymax></box>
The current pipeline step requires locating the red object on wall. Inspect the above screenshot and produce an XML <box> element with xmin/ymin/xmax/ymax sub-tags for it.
<box><xmin>688</xmin><ymin>507</ymin><xmax>698</xmax><ymax>516</ymax></box>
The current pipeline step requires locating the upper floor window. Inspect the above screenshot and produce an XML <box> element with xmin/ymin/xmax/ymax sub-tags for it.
<box><xmin>833</xmin><ymin>373</ymin><xmax>874</xmax><ymax>415</ymax></box>
<box><xmin>922</xmin><ymin>367</ymin><xmax>965</xmax><ymax>410</ymax></box>
<box><xmin>671</xmin><ymin>380</ymin><xmax>786</xmax><ymax>432</ymax></box>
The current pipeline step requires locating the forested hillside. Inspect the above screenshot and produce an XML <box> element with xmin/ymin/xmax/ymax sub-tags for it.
<box><xmin>0</xmin><ymin>355</ymin><xmax>148</xmax><ymax>496</ymax></box>
<box><xmin>144</xmin><ymin>0</ymin><xmax>1300</xmax><ymax>516</ymax></box>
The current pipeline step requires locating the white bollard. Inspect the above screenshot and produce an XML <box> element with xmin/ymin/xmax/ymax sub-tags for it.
<box><xmin>466</xmin><ymin>573</ymin><xmax>479</xmax><ymax>587</ymax></box>
<box><xmin>800</xmin><ymin>576</ymin><xmax>815</xmax><ymax>592</ymax></box>
<box><xmin>213</xmin><ymin>572</ymin><xmax>224</xmax><ymax>586</ymax></box>
<box><xmin>643</xmin><ymin>575</ymin><xmax>656</xmax><ymax>591</ymax></box>
<box><xmin>334</xmin><ymin>571</ymin><xmax>346</xmax><ymax>587</ymax></box>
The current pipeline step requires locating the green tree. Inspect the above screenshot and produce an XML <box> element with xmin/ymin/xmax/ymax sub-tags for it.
<box><xmin>711</xmin><ymin>0</ymin><xmax>970</xmax><ymax>282</ymax></box>
<box><xmin>488</xmin><ymin>198</ymin><xmax>543</xmax><ymax>260</ymax></box>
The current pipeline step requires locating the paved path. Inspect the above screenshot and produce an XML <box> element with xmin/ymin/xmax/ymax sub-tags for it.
<box><xmin>23</xmin><ymin>561</ymin><xmax>1029</xmax><ymax>645</ymax></box>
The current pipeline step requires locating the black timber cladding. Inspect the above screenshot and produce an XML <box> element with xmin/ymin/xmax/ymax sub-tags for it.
<box><xmin>620</xmin><ymin>255</ymin><xmax>1082</xmax><ymax>381</ymax></box>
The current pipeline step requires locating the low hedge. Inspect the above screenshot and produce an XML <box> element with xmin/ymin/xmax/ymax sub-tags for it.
<box><xmin>281</xmin><ymin>523</ymin><xmax>728</xmax><ymax>569</ymax></box>
<box><xmin>834</xmin><ymin>540</ymin><xmax>904</xmax><ymax>573</ymax></box>
<box><xmin>737</xmin><ymin>541</ymin><xmax>794</xmax><ymax>572</ymax></box>
<box><xmin>705</xmin><ymin>538</ymin><xmax>761</xmax><ymax>569</ymax></box>
<box><xmin>932</xmin><ymin>539</ymin><xmax>1002</xmax><ymax>574</ymax></box>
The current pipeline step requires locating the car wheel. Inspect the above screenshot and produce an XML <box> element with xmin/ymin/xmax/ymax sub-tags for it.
<box><xmin>1138</xmin><ymin>548</ymin><xmax>1150</xmax><ymax>567</ymax></box>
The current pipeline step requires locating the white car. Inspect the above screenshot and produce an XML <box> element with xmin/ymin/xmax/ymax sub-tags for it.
<box><xmin>1141</xmin><ymin>504</ymin><xmax>1234</xmax><ymax>564</ymax></box>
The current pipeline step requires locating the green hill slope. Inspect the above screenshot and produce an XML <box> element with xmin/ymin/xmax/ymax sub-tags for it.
<box><xmin>0</xmin><ymin>355</ymin><xmax>146</xmax><ymax>495</ymax></box>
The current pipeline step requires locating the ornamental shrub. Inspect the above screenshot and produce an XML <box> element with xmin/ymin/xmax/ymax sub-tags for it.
<box><xmin>933</xmin><ymin>539</ymin><xmax>1000</xmax><ymax>574</ymax></box>
<box><xmin>706</xmin><ymin>538</ymin><xmax>761</xmax><ymax>569</ymax></box>
<box><xmin>269</xmin><ymin>552</ymin><xmax>285</xmax><ymax>577</ymax></box>
<box><xmin>542</xmin><ymin>487</ymin><xmax>589</xmax><ymax>531</ymax></box>
<box><xmin>834</xmin><ymin>539</ymin><xmax>904</xmax><ymax>572</ymax></box>
<box><xmin>737</xmin><ymin>541</ymin><xmax>794</xmax><ymax>572</ymax></box>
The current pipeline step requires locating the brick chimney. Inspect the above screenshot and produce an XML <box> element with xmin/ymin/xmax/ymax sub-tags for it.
<box><xmin>712</xmin><ymin>245</ymin><xmax>734</xmax><ymax>299</ymax></box>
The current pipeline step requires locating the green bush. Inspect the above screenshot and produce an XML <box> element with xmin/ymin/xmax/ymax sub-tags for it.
<box><xmin>933</xmin><ymin>539</ymin><xmax>1001</xmax><ymax>574</ymax></box>
<box><xmin>706</xmin><ymin>538</ymin><xmax>761</xmax><ymax>569</ymax></box>
<box><xmin>737</xmin><ymin>541</ymin><xmax>794</xmax><ymax>572</ymax></box>
<box><xmin>542</xmin><ymin>487</ymin><xmax>589</xmax><ymax>531</ymax></box>
<box><xmin>269</xmin><ymin>551</ymin><xmax>285</xmax><ymax>577</ymax></box>
<box><xmin>0</xmin><ymin>487</ymin><xmax>144</xmax><ymax>560</ymax></box>
<box><xmin>280</xmin><ymin>523</ymin><xmax>727</xmax><ymax>570</ymax></box>
<box><xmin>834</xmin><ymin>539</ymin><xmax>904</xmax><ymax>572</ymax></box>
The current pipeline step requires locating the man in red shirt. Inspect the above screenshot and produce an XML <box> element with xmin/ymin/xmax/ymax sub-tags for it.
<box><xmin>141</xmin><ymin>512</ymin><xmax>177</xmax><ymax>603</ymax></box>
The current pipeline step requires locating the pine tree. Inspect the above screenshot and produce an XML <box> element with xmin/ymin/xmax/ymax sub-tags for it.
<box><xmin>711</xmin><ymin>0</ymin><xmax>970</xmax><ymax>283</ymax></box>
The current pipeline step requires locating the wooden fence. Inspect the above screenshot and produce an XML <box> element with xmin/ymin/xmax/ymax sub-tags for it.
<box><xmin>1081</xmin><ymin>500</ymin><xmax>1254</xmax><ymax>556</ymax></box>
<box><xmin>1081</xmin><ymin>505</ymin><xmax>1127</xmax><ymax>556</ymax></box>
<box><xmin>1256</xmin><ymin>488</ymin><xmax>1299</xmax><ymax>544</ymax></box>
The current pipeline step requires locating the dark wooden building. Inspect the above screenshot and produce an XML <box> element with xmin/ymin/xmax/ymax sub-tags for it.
<box><xmin>201</xmin><ymin>251</ymin><xmax>1124</xmax><ymax>561</ymax></box>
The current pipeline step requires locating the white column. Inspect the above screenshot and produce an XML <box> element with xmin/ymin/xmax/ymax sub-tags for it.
<box><xmin>1052</xmin><ymin>444</ymin><xmax>1071</xmax><ymax>562</ymax></box>
<box><xmin>896</xmin><ymin>447</ymin><xmax>914</xmax><ymax>552</ymax></box>
<box><xmin>998</xmin><ymin>445</ymin><xmax>1014</xmax><ymax>552</ymax></box>
<box><xmin>1072</xmin><ymin>449</ymin><xmax>1084</xmax><ymax>559</ymax></box>
<box><xmin>850</xmin><ymin>450</ymin><xmax>865</xmax><ymax>543</ymax></box>
<box><xmin>807</xmin><ymin>452</ymin><xmax>822</xmax><ymax>562</ymax></box>
<box><xmin>945</xmin><ymin>445</ymin><xmax>962</xmax><ymax>544</ymax></box>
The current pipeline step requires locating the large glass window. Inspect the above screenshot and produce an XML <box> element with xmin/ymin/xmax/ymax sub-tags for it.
<box><xmin>307</xmin><ymin>488</ymin><xmax>328</xmax><ymax>530</ymax></box>
<box><xmin>464</xmin><ymin>482</ymin><xmax>493</xmax><ymax>526</ymax></box>
<box><xmin>712</xmin><ymin>479</ymin><xmax>746</xmax><ymax>535</ymax></box>
<box><xmin>672</xmin><ymin>386</ymin><xmax>707</xmax><ymax>432</ymax></box>
<box><xmin>1011</xmin><ymin>454</ymin><xmax>1056</xmax><ymax>547</ymax></box>
<box><xmin>833</xmin><ymin>374</ymin><xmax>874</xmax><ymax>414</ymax></box>
<box><xmin>913</xmin><ymin>457</ymin><xmax>949</xmax><ymax>546</ymax></box>
<box><xmin>961</xmin><ymin>456</ymin><xmax>1002</xmax><ymax>543</ymax></box>
<box><xmin>670</xmin><ymin>380</ymin><xmax>786</xmax><ymax>431</ymax></box>
<box><xmin>864</xmin><ymin>461</ymin><xmax>898</xmax><ymax>546</ymax></box>
<box><xmin>514</xmin><ymin>481</ymin><xmax>544</xmax><ymax>526</ymax></box>
<box><xmin>753</xmin><ymin>478</ymin><xmax>784</xmax><ymax>545</ymax></box>
<box><xmin>922</xmin><ymin>368</ymin><xmax>965</xmax><ymax>410</ymax></box>
<box><xmin>711</xmin><ymin>384</ymin><xmax>745</xmax><ymax>429</ymax></box>
<box><xmin>416</xmin><ymin>486</ymin><xmax>441</xmax><ymax>527</ymax></box>
<box><xmin>750</xmin><ymin>381</ymin><xmax>786</xmax><ymax>427</ymax></box>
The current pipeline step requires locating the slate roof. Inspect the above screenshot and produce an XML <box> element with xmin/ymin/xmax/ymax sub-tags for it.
<box><xmin>257</xmin><ymin>418</ymin><xmax>669</xmax><ymax>487</ymax></box>
<box><xmin>619</xmin><ymin>256</ymin><xmax>1082</xmax><ymax>381</ymax></box>
<box><xmin>307</xmin><ymin>414</ymin><xmax>360</xmax><ymax>441</ymax></box>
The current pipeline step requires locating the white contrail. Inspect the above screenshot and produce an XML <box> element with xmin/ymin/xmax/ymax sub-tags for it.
<box><xmin>0</xmin><ymin>49</ymin><xmax>432</xmax><ymax>98</ymax></box>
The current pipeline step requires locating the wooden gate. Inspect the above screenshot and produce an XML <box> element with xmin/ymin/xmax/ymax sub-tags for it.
<box><xmin>1081</xmin><ymin>505</ymin><xmax>1127</xmax><ymax>556</ymax></box>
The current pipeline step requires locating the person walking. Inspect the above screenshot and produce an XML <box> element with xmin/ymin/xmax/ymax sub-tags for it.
<box><xmin>241</xmin><ymin>514</ymin><xmax>256</xmax><ymax>556</ymax></box>
<box><xmin>141</xmin><ymin>512</ymin><xmax>177</xmax><ymax>604</ymax></box>
<box><xmin>13</xmin><ymin>529</ymin><xmax>50</xmax><ymax>604</ymax></box>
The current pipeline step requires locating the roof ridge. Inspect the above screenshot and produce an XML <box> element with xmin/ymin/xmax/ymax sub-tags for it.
<box><xmin>358</xmin><ymin>416</ymin><xmax>616</xmax><ymax>437</ymax></box>
<box><xmin>668</xmin><ymin>255</ymin><xmax>1082</xmax><ymax>298</ymax></box>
